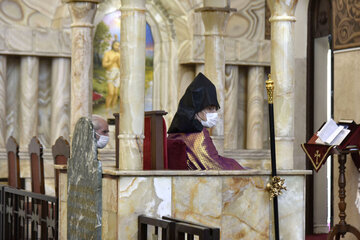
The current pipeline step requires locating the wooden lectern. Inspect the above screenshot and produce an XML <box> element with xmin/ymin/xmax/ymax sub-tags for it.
<box><xmin>301</xmin><ymin>120</ymin><xmax>360</xmax><ymax>240</ymax></box>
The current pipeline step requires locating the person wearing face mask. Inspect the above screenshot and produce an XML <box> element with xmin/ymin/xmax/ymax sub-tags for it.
<box><xmin>92</xmin><ymin>115</ymin><xmax>110</xmax><ymax>149</ymax></box>
<box><xmin>167</xmin><ymin>73</ymin><xmax>244</xmax><ymax>170</ymax></box>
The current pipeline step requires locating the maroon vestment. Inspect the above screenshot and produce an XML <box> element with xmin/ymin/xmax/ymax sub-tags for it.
<box><xmin>168</xmin><ymin>128</ymin><xmax>244</xmax><ymax>170</ymax></box>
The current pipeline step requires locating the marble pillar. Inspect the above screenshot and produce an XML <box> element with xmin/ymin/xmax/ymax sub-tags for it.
<box><xmin>196</xmin><ymin>3</ymin><xmax>234</xmax><ymax>154</ymax></box>
<box><xmin>20</xmin><ymin>56</ymin><xmax>39</xmax><ymax>148</ymax></box>
<box><xmin>6</xmin><ymin>58</ymin><xmax>20</xmax><ymax>143</ymax></box>
<box><xmin>38</xmin><ymin>59</ymin><xmax>52</xmax><ymax>147</ymax></box>
<box><xmin>246</xmin><ymin>66</ymin><xmax>264</xmax><ymax>150</ymax></box>
<box><xmin>119</xmin><ymin>0</ymin><xmax>146</xmax><ymax>170</ymax></box>
<box><xmin>0</xmin><ymin>56</ymin><xmax>6</xmax><ymax>148</ymax></box>
<box><xmin>51</xmin><ymin>58</ymin><xmax>71</xmax><ymax>145</ymax></box>
<box><xmin>267</xmin><ymin>0</ymin><xmax>298</xmax><ymax>169</ymax></box>
<box><xmin>224</xmin><ymin>65</ymin><xmax>239</xmax><ymax>150</ymax></box>
<box><xmin>65</xmin><ymin>0</ymin><xmax>101</xmax><ymax>135</ymax></box>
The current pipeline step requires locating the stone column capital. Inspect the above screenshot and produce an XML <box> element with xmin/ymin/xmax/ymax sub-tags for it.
<box><xmin>267</xmin><ymin>0</ymin><xmax>297</xmax><ymax>19</ymax></box>
<box><xmin>195</xmin><ymin>7</ymin><xmax>235</xmax><ymax>36</ymax></box>
<box><xmin>66</xmin><ymin>0</ymin><xmax>99</xmax><ymax>28</ymax></box>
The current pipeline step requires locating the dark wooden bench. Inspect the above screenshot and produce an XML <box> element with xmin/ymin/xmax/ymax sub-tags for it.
<box><xmin>6</xmin><ymin>136</ymin><xmax>21</xmax><ymax>189</ymax></box>
<box><xmin>138</xmin><ymin>215</ymin><xmax>220</xmax><ymax>240</ymax></box>
<box><xmin>163</xmin><ymin>216</ymin><xmax>220</xmax><ymax>240</ymax></box>
<box><xmin>52</xmin><ymin>136</ymin><xmax>70</xmax><ymax>198</ymax></box>
<box><xmin>28</xmin><ymin>136</ymin><xmax>48</xmax><ymax>239</ymax></box>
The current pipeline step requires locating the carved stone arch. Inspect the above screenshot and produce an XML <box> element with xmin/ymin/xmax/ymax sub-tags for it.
<box><xmin>145</xmin><ymin>1</ymin><xmax>179</xmax><ymax>126</ymax></box>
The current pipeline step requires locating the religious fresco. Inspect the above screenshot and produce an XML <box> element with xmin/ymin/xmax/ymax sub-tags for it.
<box><xmin>92</xmin><ymin>10</ymin><xmax>154</xmax><ymax>118</ymax></box>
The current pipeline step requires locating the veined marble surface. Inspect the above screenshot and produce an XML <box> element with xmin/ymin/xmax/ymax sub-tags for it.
<box><xmin>58</xmin><ymin>169</ymin><xmax>309</xmax><ymax>240</ymax></box>
<box><xmin>268</xmin><ymin>0</ymin><xmax>298</xmax><ymax>169</ymax></box>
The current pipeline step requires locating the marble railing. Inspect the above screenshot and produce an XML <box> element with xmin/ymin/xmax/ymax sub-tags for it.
<box><xmin>56</xmin><ymin>167</ymin><xmax>311</xmax><ymax>240</ymax></box>
<box><xmin>0</xmin><ymin>148</ymin><xmax>271</xmax><ymax>197</ymax></box>
<box><xmin>224</xmin><ymin>149</ymin><xmax>271</xmax><ymax>170</ymax></box>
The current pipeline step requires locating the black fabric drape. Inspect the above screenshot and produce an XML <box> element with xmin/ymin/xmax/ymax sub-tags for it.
<box><xmin>168</xmin><ymin>73</ymin><xmax>220</xmax><ymax>133</ymax></box>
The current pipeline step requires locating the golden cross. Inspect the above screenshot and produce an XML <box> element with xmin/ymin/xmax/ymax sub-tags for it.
<box><xmin>314</xmin><ymin>150</ymin><xmax>321</xmax><ymax>164</ymax></box>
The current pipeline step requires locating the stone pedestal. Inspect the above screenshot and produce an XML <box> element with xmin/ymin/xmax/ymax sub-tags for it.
<box><xmin>20</xmin><ymin>56</ymin><xmax>39</xmax><ymax>148</ymax></box>
<box><xmin>51</xmin><ymin>58</ymin><xmax>71</xmax><ymax>144</ymax></box>
<box><xmin>0</xmin><ymin>56</ymin><xmax>6</xmax><ymax>148</ymax></box>
<box><xmin>65</xmin><ymin>0</ymin><xmax>101</xmax><ymax>135</ymax></box>
<box><xmin>246</xmin><ymin>66</ymin><xmax>264</xmax><ymax>150</ymax></box>
<box><xmin>196</xmin><ymin>4</ymin><xmax>234</xmax><ymax>155</ymax></box>
<box><xmin>119</xmin><ymin>0</ymin><xmax>146</xmax><ymax>170</ymax></box>
<box><xmin>267</xmin><ymin>0</ymin><xmax>298</xmax><ymax>169</ymax></box>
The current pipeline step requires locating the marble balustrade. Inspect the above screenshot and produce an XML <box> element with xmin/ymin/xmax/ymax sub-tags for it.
<box><xmin>56</xmin><ymin>167</ymin><xmax>310</xmax><ymax>240</ymax></box>
<box><xmin>224</xmin><ymin>65</ymin><xmax>239</xmax><ymax>150</ymax></box>
<box><xmin>19</xmin><ymin>56</ymin><xmax>39</xmax><ymax>149</ymax></box>
<box><xmin>51</xmin><ymin>58</ymin><xmax>71</xmax><ymax>145</ymax></box>
<box><xmin>247</xmin><ymin>66</ymin><xmax>265</xmax><ymax>150</ymax></box>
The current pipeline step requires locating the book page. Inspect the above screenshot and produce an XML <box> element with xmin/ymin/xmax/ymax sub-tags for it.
<box><xmin>330</xmin><ymin>128</ymin><xmax>350</xmax><ymax>145</ymax></box>
<box><xmin>325</xmin><ymin>125</ymin><xmax>344</xmax><ymax>144</ymax></box>
<box><xmin>315</xmin><ymin>137</ymin><xmax>325</xmax><ymax>145</ymax></box>
<box><xmin>317</xmin><ymin>118</ymin><xmax>339</xmax><ymax>142</ymax></box>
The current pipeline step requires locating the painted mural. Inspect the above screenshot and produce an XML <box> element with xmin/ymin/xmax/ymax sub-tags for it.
<box><xmin>93</xmin><ymin>10</ymin><xmax>154</xmax><ymax>118</ymax></box>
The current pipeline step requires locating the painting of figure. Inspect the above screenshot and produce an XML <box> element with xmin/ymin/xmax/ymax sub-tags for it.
<box><xmin>93</xmin><ymin>10</ymin><xmax>154</xmax><ymax>118</ymax></box>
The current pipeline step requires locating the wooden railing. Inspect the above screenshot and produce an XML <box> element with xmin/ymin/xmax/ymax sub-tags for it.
<box><xmin>0</xmin><ymin>185</ymin><xmax>58</xmax><ymax>240</ymax></box>
<box><xmin>138</xmin><ymin>215</ymin><xmax>220</xmax><ymax>240</ymax></box>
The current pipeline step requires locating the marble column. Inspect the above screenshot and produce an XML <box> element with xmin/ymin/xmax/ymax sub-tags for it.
<box><xmin>196</xmin><ymin>2</ymin><xmax>234</xmax><ymax>154</ymax></box>
<box><xmin>64</xmin><ymin>0</ymin><xmax>101</xmax><ymax>135</ymax></box>
<box><xmin>119</xmin><ymin>0</ymin><xmax>146</xmax><ymax>170</ymax></box>
<box><xmin>51</xmin><ymin>58</ymin><xmax>71</xmax><ymax>145</ymax></box>
<box><xmin>20</xmin><ymin>56</ymin><xmax>39</xmax><ymax>148</ymax></box>
<box><xmin>224</xmin><ymin>65</ymin><xmax>238</xmax><ymax>150</ymax></box>
<box><xmin>267</xmin><ymin>0</ymin><xmax>298</xmax><ymax>169</ymax></box>
<box><xmin>0</xmin><ymin>56</ymin><xmax>6</xmax><ymax>148</ymax></box>
<box><xmin>246</xmin><ymin>66</ymin><xmax>264</xmax><ymax>150</ymax></box>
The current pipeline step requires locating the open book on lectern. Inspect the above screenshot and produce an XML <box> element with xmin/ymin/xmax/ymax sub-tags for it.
<box><xmin>315</xmin><ymin>118</ymin><xmax>351</xmax><ymax>145</ymax></box>
<box><xmin>302</xmin><ymin>119</ymin><xmax>360</xmax><ymax>172</ymax></box>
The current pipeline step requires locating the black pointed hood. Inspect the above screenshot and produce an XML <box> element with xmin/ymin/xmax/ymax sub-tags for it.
<box><xmin>168</xmin><ymin>73</ymin><xmax>220</xmax><ymax>133</ymax></box>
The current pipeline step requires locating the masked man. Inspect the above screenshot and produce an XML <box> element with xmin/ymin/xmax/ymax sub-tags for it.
<box><xmin>168</xmin><ymin>73</ymin><xmax>244</xmax><ymax>170</ymax></box>
<box><xmin>92</xmin><ymin>115</ymin><xmax>109</xmax><ymax>149</ymax></box>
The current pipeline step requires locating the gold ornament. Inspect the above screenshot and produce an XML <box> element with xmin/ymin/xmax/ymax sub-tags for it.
<box><xmin>266</xmin><ymin>74</ymin><xmax>274</xmax><ymax>104</ymax></box>
<box><xmin>266</xmin><ymin>176</ymin><xmax>287</xmax><ymax>200</ymax></box>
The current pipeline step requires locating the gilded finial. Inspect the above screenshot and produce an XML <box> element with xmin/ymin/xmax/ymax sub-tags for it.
<box><xmin>266</xmin><ymin>176</ymin><xmax>287</xmax><ymax>200</ymax></box>
<box><xmin>266</xmin><ymin>74</ymin><xmax>274</xmax><ymax>104</ymax></box>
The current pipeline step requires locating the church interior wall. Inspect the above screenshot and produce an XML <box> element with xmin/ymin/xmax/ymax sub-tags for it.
<box><xmin>1</xmin><ymin>0</ymin><xmax>348</xmax><ymax>238</ymax></box>
<box><xmin>293</xmin><ymin>0</ymin><xmax>309</xmax><ymax>170</ymax></box>
<box><xmin>0</xmin><ymin>0</ymin><xmax>278</xmax><ymax>195</ymax></box>
<box><xmin>333</xmin><ymin>49</ymin><xmax>360</xmax><ymax>239</ymax></box>
<box><xmin>0</xmin><ymin>0</ymin><xmax>316</xmax><ymax>220</ymax></box>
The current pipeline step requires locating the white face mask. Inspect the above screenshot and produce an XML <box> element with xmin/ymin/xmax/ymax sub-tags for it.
<box><xmin>96</xmin><ymin>133</ymin><xmax>109</xmax><ymax>149</ymax></box>
<box><xmin>199</xmin><ymin>112</ymin><xmax>218</xmax><ymax>128</ymax></box>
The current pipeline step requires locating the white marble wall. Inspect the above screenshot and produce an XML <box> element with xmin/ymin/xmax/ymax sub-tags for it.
<box><xmin>58</xmin><ymin>169</ymin><xmax>309</xmax><ymax>240</ymax></box>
